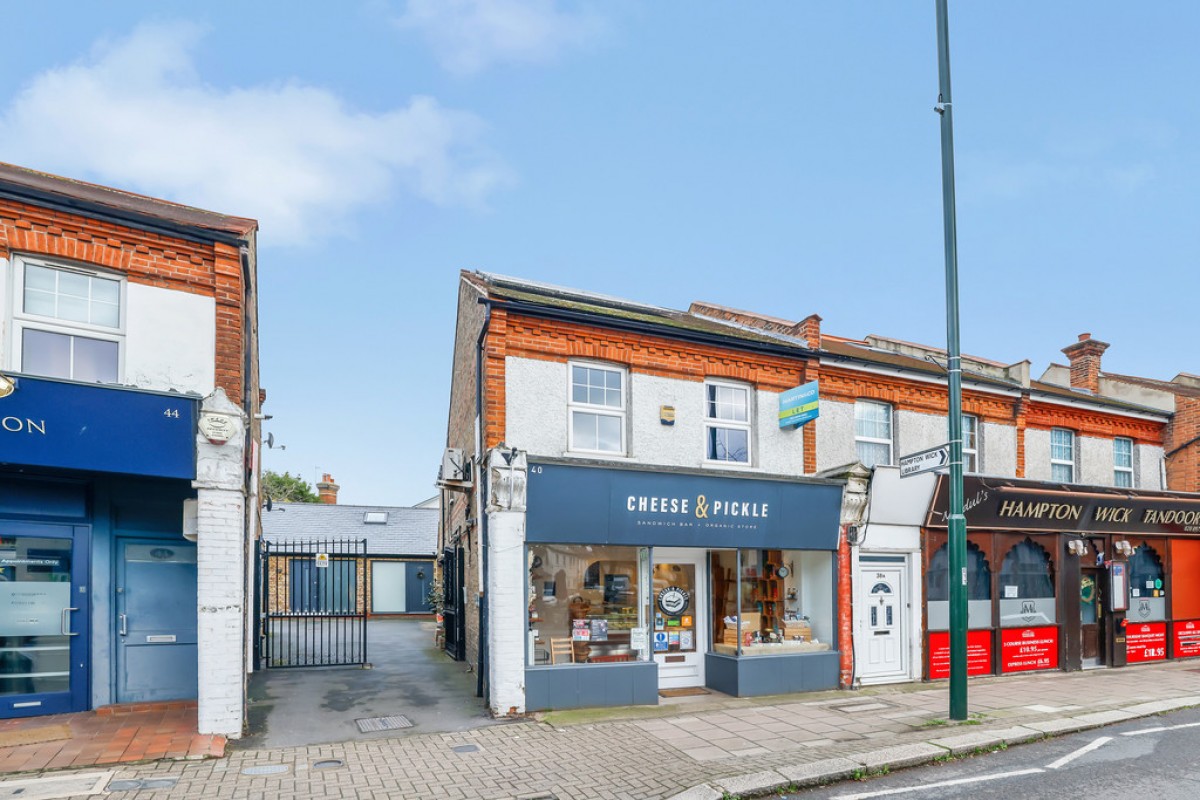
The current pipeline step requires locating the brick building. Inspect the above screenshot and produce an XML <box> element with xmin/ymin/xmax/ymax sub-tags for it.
<box><xmin>0</xmin><ymin>163</ymin><xmax>260</xmax><ymax>737</ymax></box>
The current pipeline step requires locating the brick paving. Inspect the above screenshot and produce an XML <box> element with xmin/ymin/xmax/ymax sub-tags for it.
<box><xmin>0</xmin><ymin>702</ymin><xmax>223</xmax><ymax>774</ymax></box>
<box><xmin>2</xmin><ymin>661</ymin><xmax>1200</xmax><ymax>798</ymax></box>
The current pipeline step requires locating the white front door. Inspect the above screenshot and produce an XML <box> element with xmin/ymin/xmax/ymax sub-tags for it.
<box><xmin>652</xmin><ymin>547</ymin><xmax>707</xmax><ymax>689</ymax></box>
<box><xmin>858</xmin><ymin>558</ymin><xmax>907</xmax><ymax>681</ymax></box>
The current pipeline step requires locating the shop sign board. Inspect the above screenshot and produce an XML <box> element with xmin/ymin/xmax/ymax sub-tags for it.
<box><xmin>526</xmin><ymin>462</ymin><xmax>843</xmax><ymax>549</ymax></box>
<box><xmin>1173</xmin><ymin>620</ymin><xmax>1200</xmax><ymax>658</ymax></box>
<box><xmin>1000</xmin><ymin>626</ymin><xmax>1059</xmax><ymax>673</ymax></box>
<box><xmin>928</xmin><ymin>630</ymin><xmax>992</xmax><ymax>680</ymax></box>
<box><xmin>927</xmin><ymin>474</ymin><xmax>1200</xmax><ymax>535</ymax></box>
<box><xmin>0</xmin><ymin>374</ymin><xmax>197</xmax><ymax>480</ymax></box>
<box><xmin>1126</xmin><ymin>622</ymin><xmax>1167</xmax><ymax>663</ymax></box>
<box><xmin>778</xmin><ymin>381</ymin><xmax>819</xmax><ymax>428</ymax></box>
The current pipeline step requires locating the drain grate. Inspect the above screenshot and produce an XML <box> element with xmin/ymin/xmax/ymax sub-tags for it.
<box><xmin>313</xmin><ymin>759</ymin><xmax>344</xmax><ymax>770</ymax></box>
<box><xmin>107</xmin><ymin>778</ymin><xmax>180</xmax><ymax>791</ymax></box>
<box><xmin>241</xmin><ymin>764</ymin><xmax>289</xmax><ymax>776</ymax></box>
<box><xmin>356</xmin><ymin>715</ymin><xmax>414</xmax><ymax>733</ymax></box>
<box><xmin>830</xmin><ymin>701</ymin><xmax>893</xmax><ymax>714</ymax></box>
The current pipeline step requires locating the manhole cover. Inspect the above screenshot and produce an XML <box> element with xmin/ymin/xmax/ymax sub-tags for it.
<box><xmin>240</xmin><ymin>764</ymin><xmax>289</xmax><ymax>776</ymax></box>
<box><xmin>451</xmin><ymin>744</ymin><xmax>480</xmax><ymax>753</ymax></box>
<box><xmin>313</xmin><ymin>759</ymin><xmax>344</xmax><ymax>770</ymax></box>
<box><xmin>356</xmin><ymin>715</ymin><xmax>414</xmax><ymax>733</ymax></box>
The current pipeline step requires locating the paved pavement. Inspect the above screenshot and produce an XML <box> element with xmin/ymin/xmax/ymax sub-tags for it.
<box><xmin>3</xmin><ymin>659</ymin><xmax>1200</xmax><ymax>799</ymax></box>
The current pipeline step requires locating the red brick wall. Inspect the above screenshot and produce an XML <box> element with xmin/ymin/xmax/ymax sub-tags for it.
<box><xmin>1166</xmin><ymin>396</ymin><xmax>1200</xmax><ymax>492</ymax></box>
<box><xmin>0</xmin><ymin>198</ymin><xmax>248</xmax><ymax>401</ymax></box>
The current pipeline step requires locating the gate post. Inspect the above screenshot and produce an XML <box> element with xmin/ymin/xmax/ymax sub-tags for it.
<box><xmin>193</xmin><ymin>387</ymin><xmax>249</xmax><ymax>738</ymax></box>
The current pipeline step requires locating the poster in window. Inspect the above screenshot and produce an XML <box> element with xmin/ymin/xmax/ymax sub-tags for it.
<box><xmin>1126</xmin><ymin>622</ymin><xmax>1166</xmax><ymax>663</ymax></box>
<box><xmin>1173</xmin><ymin>620</ymin><xmax>1200</xmax><ymax>659</ymax></box>
<box><xmin>590</xmin><ymin>618</ymin><xmax>609</xmax><ymax>641</ymax></box>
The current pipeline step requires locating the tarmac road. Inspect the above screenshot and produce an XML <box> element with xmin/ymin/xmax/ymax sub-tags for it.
<box><xmin>787</xmin><ymin>706</ymin><xmax>1200</xmax><ymax>800</ymax></box>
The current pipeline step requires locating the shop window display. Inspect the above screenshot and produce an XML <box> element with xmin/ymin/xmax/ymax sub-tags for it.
<box><xmin>998</xmin><ymin>539</ymin><xmax>1056</xmax><ymax>627</ymax></box>
<box><xmin>1128</xmin><ymin>544</ymin><xmax>1166</xmax><ymax>622</ymax></box>
<box><xmin>527</xmin><ymin>544</ymin><xmax>648</xmax><ymax>666</ymax></box>
<box><xmin>927</xmin><ymin>542</ymin><xmax>992</xmax><ymax>630</ymax></box>
<box><xmin>713</xmin><ymin>549</ymin><xmax>833</xmax><ymax>657</ymax></box>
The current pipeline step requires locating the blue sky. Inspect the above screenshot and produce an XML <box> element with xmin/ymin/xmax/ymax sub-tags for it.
<box><xmin>3</xmin><ymin>2</ymin><xmax>1195</xmax><ymax>505</ymax></box>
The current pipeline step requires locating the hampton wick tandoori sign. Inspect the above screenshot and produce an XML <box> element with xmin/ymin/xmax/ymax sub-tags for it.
<box><xmin>926</xmin><ymin>475</ymin><xmax>1200</xmax><ymax>536</ymax></box>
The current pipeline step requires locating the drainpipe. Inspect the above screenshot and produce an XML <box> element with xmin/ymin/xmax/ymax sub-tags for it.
<box><xmin>475</xmin><ymin>300</ymin><xmax>492</xmax><ymax>702</ymax></box>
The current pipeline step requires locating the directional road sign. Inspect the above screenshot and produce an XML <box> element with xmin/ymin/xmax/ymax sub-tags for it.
<box><xmin>899</xmin><ymin>443</ymin><xmax>950</xmax><ymax>478</ymax></box>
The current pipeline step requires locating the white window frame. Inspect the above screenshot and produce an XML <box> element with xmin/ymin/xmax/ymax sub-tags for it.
<box><xmin>962</xmin><ymin>414</ymin><xmax>979</xmax><ymax>473</ymax></box>
<box><xmin>1113</xmin><ymin>437</ymin><xmax>1134</xmax><ymax>488</ymax></box>
<box><xmin>9</xmin><ymin>255</ymin><xmax>126</xmax><ymax>382</ymax></box>
<box><xmin>1050</xmin><ymin>428</ymin><xmax>1075</xmax><ymax>483</ymax></box>
<box><xmin>566</xmin><ymin>361</ymin><xmax>627</xmax><ymax>456</ymax></box>
<box><xmin>703</xmin><ymin>379</ymin><xmax>753</xmax><ymax>465</ymax></box>
<box><xmin>855</xmin><ymin>400</ymin><xmax>894</xmax><ymax>467</ymax></box>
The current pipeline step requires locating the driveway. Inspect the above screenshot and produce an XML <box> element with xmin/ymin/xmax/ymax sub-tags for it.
<box><xmin>239</xmin><ymin>618</ymin><xmax>498</xmax><ymax>748</ymax></box>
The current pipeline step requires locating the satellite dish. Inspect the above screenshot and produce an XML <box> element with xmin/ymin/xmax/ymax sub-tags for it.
<box><xmin>266</xmin><ymin>432</ymin><xmax>275</xmax><ymax>448</ymax></box>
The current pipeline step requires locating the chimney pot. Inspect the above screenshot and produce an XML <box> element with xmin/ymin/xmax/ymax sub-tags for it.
<box><xmin>316</xmin><ymin>474</ymin><xmax>340</xmax><ymax>505</ymax></box>
<box><xmin>1078</xmin><ymin>332</ymin><xmax>1090</xmax><ymax>342</ymax></box>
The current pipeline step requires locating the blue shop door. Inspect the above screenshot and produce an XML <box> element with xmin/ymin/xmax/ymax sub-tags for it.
<box><xmin>0</xmin><ymin>523</ymin><xmax>90</xmax><ymax>719</ymax></box>
<box><xmin>406</xmin><ymin>561</ymin><xmax>433</xmax><ymax>613</ymax></box>
<box><xmin>116</xmin><ymin>540</ymin><xmax>198</xmax><ymax>703</ymax></box>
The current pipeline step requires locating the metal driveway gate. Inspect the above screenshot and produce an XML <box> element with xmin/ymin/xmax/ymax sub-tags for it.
<box><xmin>259</xmin><ymin>537</ymin><xmax>367</xmax><ymax>668</ymax></box>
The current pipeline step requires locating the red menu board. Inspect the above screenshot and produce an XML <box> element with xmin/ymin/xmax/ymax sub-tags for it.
<box><xmin>928</xmin><ymin>630</ymin><xmax>993</xmax><ymax>679</ymax></box>
<box><xmin>1174</xmin><ymin>620</ymin><xmax>1200</xmax><ymax>659</ymax></box>
<box><xmin>1000</xmin><ymin>626</ymin><xmax>1058</xmax><ymax>673</ymax></box>
<box><xmin>1127</xmin><ymin>622</ymin><xmax>1167</xmax><ymax>663</ymax></box>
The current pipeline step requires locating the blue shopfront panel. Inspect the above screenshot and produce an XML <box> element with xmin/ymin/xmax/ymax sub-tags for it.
<box><xmin>526</xmin><ymin>463</ymin><xmax>843</xmax><ymax>550</ymax></box>
<box><xmin>0</xmin><ymin>375</ymin><xmax>197</xmax><ymax>480</ymax></box>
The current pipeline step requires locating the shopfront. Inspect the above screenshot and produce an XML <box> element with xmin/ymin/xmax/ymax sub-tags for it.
<box><xmin>1</xmin><ymin>375</ymin><xmax>199</xmax><ymax>719</ymax></box>
<box><xmin>521</xmin><ymin>461</ymin><xmax>844</xmax><ymax>711</ymax></box>
<box><xmin>923</xmin><ymin>475</ymin><xmax>1200</xmax><ymax>679</ymax></box>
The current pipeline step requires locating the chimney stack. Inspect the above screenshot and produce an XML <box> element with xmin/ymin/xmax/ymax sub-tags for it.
<box><xmin>1061</xmin><ymin>333</ymin><xmax>1109</xmax><ymax>393</ymax></box>
<box><xmin>316</xmin><ymin>473</ymin><xmax>340</xmax><ymax>505</ymax></box>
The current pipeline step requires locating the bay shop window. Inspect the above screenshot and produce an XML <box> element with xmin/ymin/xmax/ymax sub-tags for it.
<box><xmin>526</xmin><ymin>545</ymin><xmax>835</xmax><ymax>666</ymax></box>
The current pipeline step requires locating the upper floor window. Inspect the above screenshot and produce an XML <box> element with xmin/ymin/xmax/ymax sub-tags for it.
<box><xmin>962</xmin><ymin>414</ymin><xmax>979</xmax><ymax>473</ymax></box>
<box><xmin>704</xmin><ymin>380</ymin><xmax>751</xmax><ymax>464</ymax></box>
<box><xmin>11</xmin><ymin>259</ymin><xmax>123</xmax><ymax>383</ymax></box>
<box><xmin>568</xmin><ymin>363</ymin><xmax>625</xmax><ymax>454</ymax></box>
<box><xmin>855</xmin><ymin>400</ymin><xmax>893</xmax><ymax>467</ymax></box>
<box><xmin>1050</xmin><ymin>428</ymin><xmax>1075</xmax><ymax>483</ymax></box>
<box><xmin>1113</xmin><ymin>437</ymin><xmax>1134</xmax><ymax>488</ymax></box>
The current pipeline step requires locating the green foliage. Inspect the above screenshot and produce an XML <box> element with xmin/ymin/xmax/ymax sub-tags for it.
<box><xmin>263</xmin><ymin>470</ymin><xmax>320</xmax><ymax>503</ymax></box>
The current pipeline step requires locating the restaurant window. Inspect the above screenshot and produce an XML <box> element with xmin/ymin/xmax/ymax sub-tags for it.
<box><xmin>926</xmin><ymin>541</ymin><xmax>992</xmax><ymax>630</ymax></box>
<box><xmin>704</xmin><ymin>380</ymin><xmax>752</xmax><ymax>464</ymax></box>
<box><xmin>12</xmin><ymin>258</ymin><xmax>123</xmax><ymax>383</ymax></box>
<box><xmin>998</xmin><ymin>539</ymin><xmax>1056</xmax><ymax>627</ymax></box>
<box><xmin>713</xmin><ymin>549</ymin><xmax>833</xmax><ymax>657</ymax></box>
<box><xmin>1113</xmin><ymin>438</ymin><xmax>1134</xmax><ymax>488</ymax></box>
<box><xmin>568</xmin><ymin>362</ymin><xmax>626</xmax><ymax>454</ymax></box>
<box><xmin>1051</xmin><ymin>428</ymin><xmax>1075</xmax><ymax>483</ymax></box>
<box><xmin>526</xmin><ymin>544</ymin><xmax>649</xmax><ymax>666</ymax></box>
<box><xmin>1127</xmin><ymin>544</ymin><xmax>1166</xmax><ymax>622</ymax></box>
<box><xmin>855</xmin><ymin>401</ymin><xmax>893</xmax><ymax>467</ymax></box>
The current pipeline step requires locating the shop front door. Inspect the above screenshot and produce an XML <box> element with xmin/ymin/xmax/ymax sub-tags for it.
<box><xmin>652</xmin><ymin>548</ymin><xmax>706</xmax><ymax>690</ymax></box>
<box><xmin>0</xmin><ymin>523</ymin><xmax>90</xmax><ymax>719</ymax></box>
<box><xmin>858</xmin><ymin>558</ymin><xmax>907</xmax><ymax>681</ymax></box>
<box><xmin>116</xmin><ymin>539</ymin><xmax>198</xmax><ymax>703</ymax></box>
<box><xmin>1080</xmin><ymin>567</ymin><xmax>1104</xmax><ymax>667</ymax></box>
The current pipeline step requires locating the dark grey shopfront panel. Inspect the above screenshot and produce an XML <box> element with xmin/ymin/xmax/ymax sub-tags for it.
<box><xmin>705</xmin><ymin>652</ymin><xmax>839</xmax><ymax>697</ymax></box>
<box><xmin>526</xmin><ymin>462</ymin><xmax>842</xmax><ymax>550</ymax></box>
<box><xmin>526</xmin><ymin>662</ymin><xmax>658</xmax><ymax>711</ymax></box>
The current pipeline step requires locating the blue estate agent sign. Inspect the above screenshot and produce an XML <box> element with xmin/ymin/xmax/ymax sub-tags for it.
<box><xmin>778</xmin><ymin>381</ymin><xmax>819</xmax><ymax>428</ymax></box>
<box><xmin>0</xmin><ymin>374</ymin><xmax>198</xmax><ymax>480</ymax></box>
<box><xmin>526</xmin><ymin>462</ymin><xmax>842</xmax><ymax>550</ymax></box>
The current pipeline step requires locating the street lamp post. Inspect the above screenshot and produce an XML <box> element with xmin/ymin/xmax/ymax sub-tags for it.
<box><xmin>934</xmin><ymin>0</ymin><xmax>969</xmax><ymax>721</ymax></box>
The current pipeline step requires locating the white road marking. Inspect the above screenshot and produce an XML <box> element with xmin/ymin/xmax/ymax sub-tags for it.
<box><xmin>832</xmin><ymin>769</ymin><xmax>1045</xmax><ymax>800</ymax></box>
<box><xmin>1045</xmin><ymin>736</ymin><xmax>1112</xmax><ymax>770</ymax></box>
<box><xmin>1122</xmin><ymin>721</ymin><xmax>1200</xmax><ymax>736</ymax></box>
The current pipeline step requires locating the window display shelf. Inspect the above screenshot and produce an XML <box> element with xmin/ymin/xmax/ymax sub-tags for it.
<box><xmin>713</xmin><ymin>640</ymin><xmax>830</xmax><ymax>657</ymax></box>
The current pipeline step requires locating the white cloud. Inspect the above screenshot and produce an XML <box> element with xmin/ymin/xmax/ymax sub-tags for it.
<box><xmin>395</xmin><ymin>0</ymin><xmax>604</xmax><ymax>75</ymax></box>
<box><xmin>0</xmin><ymin>21</ymin><xmax>513</xmax><ymax>245</ymax></box>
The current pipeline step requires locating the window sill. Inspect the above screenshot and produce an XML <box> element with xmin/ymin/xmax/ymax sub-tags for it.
<box><xmin>700</xmin><ymin>460</ymin><xmax>756</xmax><ymax>472</ymax></box>
<box><xmin>561</xmin><ymin>451</ymin><xmax>636</xmax><ymax>463</ymax></box>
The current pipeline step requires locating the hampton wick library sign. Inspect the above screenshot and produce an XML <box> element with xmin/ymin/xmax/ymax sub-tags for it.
<box><xmin>926</xmin><ymin>475</ymin><xmax>1200</xmax><ymax>536</ymax></box>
